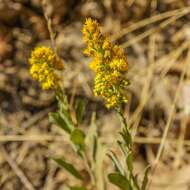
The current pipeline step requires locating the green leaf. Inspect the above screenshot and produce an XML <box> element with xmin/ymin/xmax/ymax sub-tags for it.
<box><xmin>70</xmin><ymin>186</ymin><xmax>87</xmax><ymax>190</ymax></box>
<box><xmin>53</xmin><ymin>158</ymin><xmax>83</xmax><ymax>180</ymax></box>
<box><xmin>57</xmin><ymin>95</ymin><xmax>69</xmax><ymax>112</ymax></box>
<box><xmin>70</xmin><ymin>129</ymin><xmax>85</xmax><ymax>151</ymax></box>
<box><xmin>60</xmin><ymin>111</ymin><xmax>73</xmax><ymax>130</ymax></box>
<box><xmin>108</xmin><ymin>173</ymin><xmax>131</xmax><ymax>190</ymax></box>
<box><xmin>92</xmin><ymin>136</ymin><xmax>97</xmax><ymax>161</ymax></box>
<box><xmin>75</xmin><ymin>99</ymin><xmax>86</xmax><ymax>125</ymax></box>
<box><xmin>126</xmin><ymin>152</ymin><xmax>133</xmax><ymax>173</ymax></box>
<box><xmin>49</xmin><ymin>112</ymin><xmax>72</xmax><ymax>134</ymax></box>
<box><xmin>107</xmin><ymin>151</ymin><xmax>125</xmax><ymax>176</ymax></box>
<box><xmin>141</xmin><ymin>166</ymin><xmax>151</xmax><ymax>190</ymax></box>
<box><xmin>117</xmin><ymin>141</ymin><xmax>128</xmax><ymax>156</ymax></box>
<box><xmin>58</xmin><ymin>96</ymin><xmax>73</xmax><ymax>124</ymax></box>
<box><xmin>132</xmin><ymin>174</ymin><xmax>140</xmax><ymax>190</ymax></box>
<box><xmin>120</xmin><ymin>127</ymin><xmax>132</xmax><ymax>147</ymax></box>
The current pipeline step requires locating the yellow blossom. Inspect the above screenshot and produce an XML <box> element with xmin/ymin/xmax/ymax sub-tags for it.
<box><xmin>82</xmin><ymin>18</ymin><xmax>129</xmax><ymax>108</ymax></box>
<box><xmin>29</xmin><ymin>46</ymin><xmax>64</xmax><ymax>90</ymax></box>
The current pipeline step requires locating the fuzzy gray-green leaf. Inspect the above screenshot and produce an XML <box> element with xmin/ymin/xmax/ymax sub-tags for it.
<box><xmin>49</xmin><ymin>112</ymin><xmax>72</xmax><ymax>133</ymax></box>
<box><xmin>108</xmin><ymin>151</ymin><xmax>125</xmax><ymax>175</ymax></box>
<box><xmin>53</xmin><ymin>158</ymin><xmax>83</xmax><ymax>180</ymax></box>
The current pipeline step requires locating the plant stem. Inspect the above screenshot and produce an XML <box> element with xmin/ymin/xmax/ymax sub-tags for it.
<box><xmin>83</xmin><ymin>151</ymin><xmax>96</xmax><ymax>190</ymax></box>
<box><xmin>116</xmin><ymin>107</ymin><xmax>141</xmax><ymax>189</ymax></box>
<box><xmin>42</xmin><ymin>0</ymin><xmax>57</xmax><ymax>53</ymax></box>
<box><xmin>116</xmin><ymin>107</ymin><xmax>132</xmax><ymax>148</ymax></box>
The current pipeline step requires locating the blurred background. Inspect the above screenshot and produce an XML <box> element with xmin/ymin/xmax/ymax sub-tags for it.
<box><xmin>1</xmin><ymin>0</ymin><xmax>190</xmax><ymax>189</ymax></box>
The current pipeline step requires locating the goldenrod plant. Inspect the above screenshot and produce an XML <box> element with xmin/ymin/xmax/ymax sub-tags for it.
<box><xmin>82</xmin><ymin>18</ymin><xmax>150</xmax><ymax>190</ymax></box>
<box><xmin>28</xmin><ymin>18</ymin><xmax>149</xmax><ymax>190</ymax></box>
<box><xmin>29</xmin><ymin>46</ymin><xmax>100</xmax><ymax>190</ymax></box>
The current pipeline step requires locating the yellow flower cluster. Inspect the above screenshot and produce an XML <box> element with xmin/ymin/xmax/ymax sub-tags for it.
<box><xmin>82</xmin><ymin>18</ymin><xmax>129</xmax><ymax>108</ymax></box>
<box><xmin>29</xmin><ymin>46</ymin><xmax>64</xmax><ymax>90</ymax></box>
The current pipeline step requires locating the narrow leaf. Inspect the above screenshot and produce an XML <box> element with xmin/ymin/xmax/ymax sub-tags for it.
<box><xmin>120</xmin><ymin>127</ymin><xmax>132</xmax><ymax>147</ymax></box>
<box><xmin>131</xmin><ymin>174</ymin><xmax>140</xmax><ymax>190</ymax></box>
<box><xmin>53</xmin><ymin>158</ymin><xmax>83</xmax><ymax>180</ymax></box>
<box><xmin>49</xmin><ymin>112</ymin><xmax>71</xmax><ymax>133</ymax></box>
<box><xmin>92</xmin><ymin>135</ymin><xmax>97</xmax><ymax>161</ymax></box>
<box><xmin>75</xmin><ymin>99</ymin><xmax>86</xmax><ymax>125</ymax></box>
<box><xmin>107</xmin><ymin>151</ymin><xmax>125</xmax><ymax>175</ymax></box>
<box><xmin>108</xmin><ymin>173</ymin><xmax>131</xmax><ymax>190</ymax></box>
<box><xmin>70</xmin><ymin>129</ymin><xmax>85</xmax><ymax>151</ymax></box>
<box><xmin>126</xmin><ymin>152</ymin><xmax>133</xmax><ymax>173</ymax></box>
<box><xmin>57</xmin><ymin>96</ymin><xmax>69</xmax><ymax>112</ymax></box>
<box><xmin>60</xmin><ymin>112</ymin><xmax>73</xmax><ymax>130</ymax></box>
<box><xmin>117</xmin><ymin>141</ymin><xmax>128</xmax><ymax>157</ymax></box>
<box><xmin>58</xmin><ymin>96</ymin><xmax>73</xmax><ymax>123</ymax></box>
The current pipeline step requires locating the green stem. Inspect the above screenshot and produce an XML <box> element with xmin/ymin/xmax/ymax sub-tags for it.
<box><xmin>117</xmin><ymin>109</ymin><xmax>128</xmax><ymax>131</ymax></box>
<box><xmin>116</xmin><ymin>107</ymin><xmax>140</xmax><ymax>190</ymax></box>
<box><xmin>116</xmin><ymin>107</ymin><xmax>132</xmax><ymax>148</ymax></box>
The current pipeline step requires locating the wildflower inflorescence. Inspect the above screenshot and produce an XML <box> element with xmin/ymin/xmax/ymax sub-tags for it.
<box><xmin>29</xmin><ymin>46</ymin><xmax>64</xmax><ymax>90</ymax></box>
<box><xmin>82</xmin><ymin>18</ymin><xmax>129</xmax><ymax>108</ymax></box>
